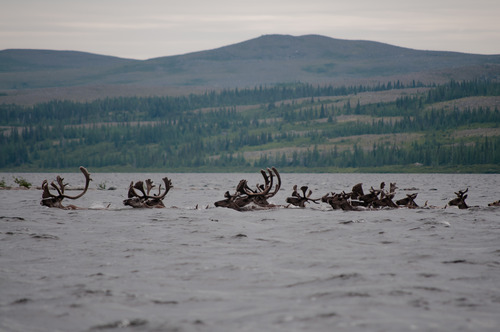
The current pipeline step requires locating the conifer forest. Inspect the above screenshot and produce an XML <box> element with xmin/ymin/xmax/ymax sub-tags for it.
<box><xmin>1</xmin><ymin>80</ymin><xmax>499</xmax><ymax>172</ymax></box>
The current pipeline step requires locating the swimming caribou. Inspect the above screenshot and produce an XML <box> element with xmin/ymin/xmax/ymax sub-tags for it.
<box><xmin>123</xmin><ymin>177</ymin><xmax>173</xmax><ymax>208</ymax></box>
<box><xmin>286</xmin><ymin>185</ymin><xmax>322</xmax><ymax>207</ymax></box>
<box><xmin>40</xmin><ymin>166</ymin><xmax>92</xmax><ymax>209</ymax></box>
<box><xmin>36</xmin><ymin>166</ymin><xmax>495</xmax><ymax>211</ymax></box>
<box><xmin>448</xmin><ymin>188</ymin><xmax>469</xmax><ymax>209</ymax></box>
<box><xmin>214</xmin><ymin>167</ymin><xmax>281</xmax><ymax>211</ymax></box>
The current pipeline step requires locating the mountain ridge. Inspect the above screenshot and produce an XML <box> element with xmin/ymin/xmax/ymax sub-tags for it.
<box><xmin>1</xmin><ymin>34</ymin><xmax>500</xmax><ymax>104</ymax></box>
<box><xmin>148</xmin><ymin>34</ymin><xmax>417</xmax><ymax>61</ymax></box>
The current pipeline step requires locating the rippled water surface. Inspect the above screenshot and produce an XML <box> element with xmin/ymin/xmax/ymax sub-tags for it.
<box><xmin>1</xmin><ymin>173</ymin><xmax>500</xmax><ymax>331</ymax></box>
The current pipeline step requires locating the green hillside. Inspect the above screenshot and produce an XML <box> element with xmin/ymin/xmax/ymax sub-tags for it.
<box><xmin>1</xmin><ymin>80</ymin><xmax>499</xmax><ymax>173</ymax></box>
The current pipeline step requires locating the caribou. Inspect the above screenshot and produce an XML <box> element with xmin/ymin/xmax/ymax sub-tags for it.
<box><xmin>322</xmin><ymin>191</ymin><xmax>359</xmax><ymax>211</ymax></box>
<box><xmin>123</xmin><ymin>177</ymin><xmax>172</xmax><ymax>208</ymax></box>
<box><xmin>356</xmin><ymin>186</ymin><xmax>382</xmax><ymax>207</ymax></box>
<box><xmin>448</xmin><ymin>188</ymin><xmax>469</xmax><ymax>209</ymax></box>
<box><xmin>374</xmin><ymin>182</ymin><xmax>398</xmax><ymax>208</ymax></box>
<box><xmin>396</xmin><ymin>193</ymin><xmax>419</xmax><ymax>208</ymax></box>
<box><xmin>214</xmin><ymin>167</ymin><xmax>281</xmax><ymax>211</ymax></box>
<box><xmin>36</xmin><ymin>167</ymin><xmax>492</xmax><ymax>212</ymax></box>
<box><xmin>285</xmin><ymin>185</ymin><xmax>321</xmax><ymax>208</ymax></box>
<box><xmin>321</xmin><ymin>182</ymin><xmax>407</xmax><ymax>210</ymax></box>
<box><xmin>40</xmin><ymin>166</ymin><xmax>92</xmax><ymax>209</ymax></box>
<box><xmin>348</xmin><ymin>182</ymin><xmax>398</xmax><ymax>208</ymax></box>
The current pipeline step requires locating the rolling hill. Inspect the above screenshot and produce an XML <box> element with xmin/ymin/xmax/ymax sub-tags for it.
<box><xmin>1</xmin><ymin>34</ymin><xmax>500</xmax><ymax>104</ymax></box>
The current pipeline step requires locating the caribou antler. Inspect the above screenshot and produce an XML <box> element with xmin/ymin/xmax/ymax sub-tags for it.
<box><xmin>124</xmin><ymin>177</ymin><xmax>173</xmax><ymax>208</ymax></box>
<box><xmin>349</xmin><ymin>183</ymin><xmax>364</xmax><ymax>199</ymax></box>
<box><xmin>214</xmin><ymin>167</ymin><xmax>282</xmax><ymax>211</ymax></box>
<box><xmin>448</xmin><ymin>188</ymin><xmax>469</xmax><ymax>209</ymax></box>
<box><xmin>380</xmin><ymin>182</ymin><xmax>397</xmax><ymax>199</ymax></box>
<box><xmin>268</xmin><ymin>167</ymin><xmax>281</xmax><ymax>197</ymax></box>
<box><xmin>242</xmin><ymin>168</ymin><xmax>274</xmax><ymax>197</ymax></box>
<box><xmin>286</xmin><ymin>185</ymin><xmax>321</xmax><ymax>208</ymax></box>
<box><xmin>62</xmin><ymin>166</ymin><xmax>91</xmax><ymax>200</ymax></box>
<box><xmin>40</xmin><ymin>166</ymin><xmax>92</xmax><ymax>209</ymax></box>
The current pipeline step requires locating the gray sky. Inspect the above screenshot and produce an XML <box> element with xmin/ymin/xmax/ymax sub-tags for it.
<box><xmin>1</xmin><ymin>0</ymin><xmax>499</xmax><ymax>59</ymax></box>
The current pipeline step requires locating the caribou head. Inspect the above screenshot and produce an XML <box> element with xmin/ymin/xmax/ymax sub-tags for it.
<box><xmin>40</xmin><ymin>166</ymin><xmax>92</xmax><ymax>209</ymax></box>
<box><xmin>373</xmin><ymin>182</ymin><xmax>398</xmax><ymax>208</ymax></box>
<box><xmin>355</xmin><ymin>186</ymin><xmax>382</xmax><ymax>207</ymax></box>
<box><xmin>123</xmin><ymin>177</ymin><xmax>172</xmax><ymax>208</ymax></box>
<box><xmin>322</xmin><ymin>191</ymin><xmax>357</xmax><ymax>211</ymax></box>
<box><xmin>214</xmin><ymin>167</ymin><xmax>281</xmax><ymax>211</ymax></box>
<box><xmin>286</xmin><ymin>185</ymin><xmax>321</xmax><ymax>208</ymax></box>
<box><xmin>396</xmin><ymin>193</ymin><xmax>419</xmax><ymax>208</ymax></box>
<box><xmin>448</xmin><ymin>188</ymin><xmax>469</xmax><ymax>209</ymax></box>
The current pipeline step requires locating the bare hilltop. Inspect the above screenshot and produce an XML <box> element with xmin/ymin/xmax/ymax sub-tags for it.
<box><xmin>1</xmin><ymin>34</ymin><xmax>500</xmax><ymax>104</ymax></box>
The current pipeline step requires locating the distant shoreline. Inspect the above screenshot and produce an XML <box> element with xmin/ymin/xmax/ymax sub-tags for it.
<box><xmin>1</xmin><ymin>164</ymin><xmax>499</xmax><ymax>174</ymax></box>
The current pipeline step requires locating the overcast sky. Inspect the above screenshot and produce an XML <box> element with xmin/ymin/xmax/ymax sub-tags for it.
<box><xmin>1</xmin><ymin>0</ymin><xmax>499</xmax><ymax>60</ymax></box>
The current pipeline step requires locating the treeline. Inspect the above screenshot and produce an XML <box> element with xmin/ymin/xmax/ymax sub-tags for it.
<box><xmin>0</xmin><ymin>80</ymin><xmax>499</xmax><ymax>171</ymax></box>
<box><xmin>253</xmin><ymin>137</ymin><xmax>500</xmax><ymax>169</ymax></box>
<box><xmin>0</xmin><ymin>81</ymin><xmax>423</xmax><ymax>126</ymax></box>
<box><xmin>426</xmin><ymin>79</ymin><xmax>500</xmax><ymax>103</ymax></box>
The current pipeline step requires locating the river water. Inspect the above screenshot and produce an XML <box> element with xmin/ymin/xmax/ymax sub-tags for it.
<box><xmin>1</xmin><ymin>172</ymin><xmax>500</xmax><ymax>331</ymax></box>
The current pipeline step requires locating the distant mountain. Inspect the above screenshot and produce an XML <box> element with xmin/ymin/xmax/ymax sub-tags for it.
<box><xmin>142</xmin><ymin>34</ymin><xmax>500</xmax><ymax>85</ymax></box>
<box><xmin>1</xmin><ymin>34</ymin><xmax>500</xmax><ymax>103</ymax></box>
<box><xmin>0</xmin><ymin>49</ymin><xmax>134</xmax><ymax>71</ymax></box>
<box><xmin>0</xmin><ymin>49</ymin><xmax>137</xmax><ymax>90</ymax></box>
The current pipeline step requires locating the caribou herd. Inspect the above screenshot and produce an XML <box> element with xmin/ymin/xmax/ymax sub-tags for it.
<box><xmin>38</xmin><ymin>166</ymin><xmax>498</xmax><ymax>210</ymax></box>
